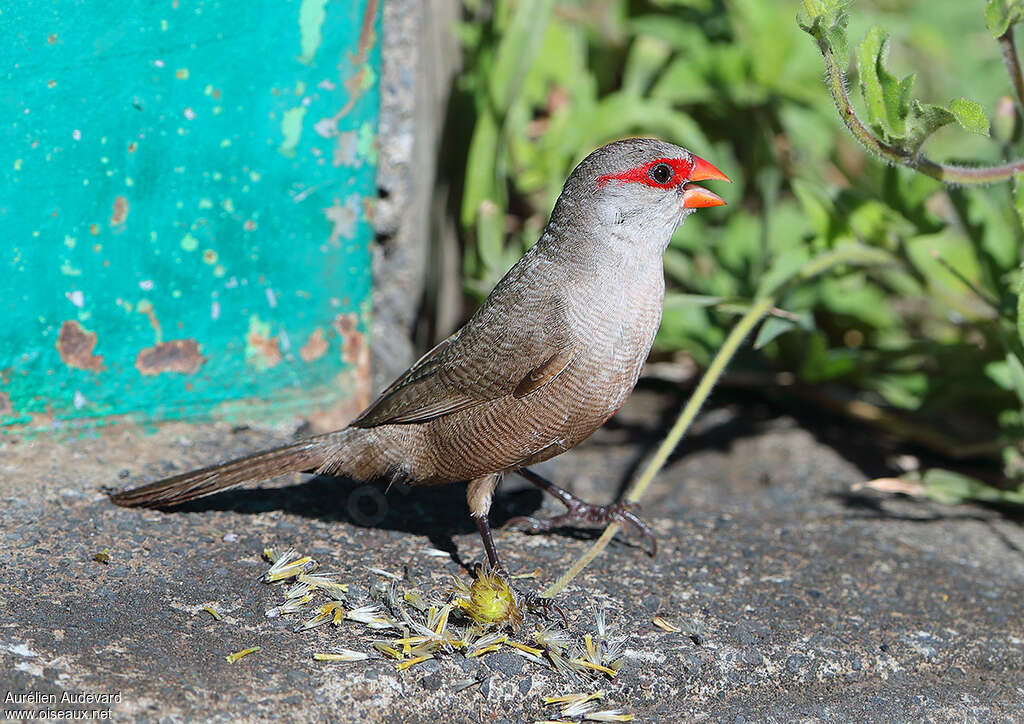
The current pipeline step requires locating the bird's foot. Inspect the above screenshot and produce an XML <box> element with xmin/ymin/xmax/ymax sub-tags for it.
<box><xmin>504</xmin><ymin>468</ymin><xmax>658</xmax><ymax>557</ymax></box>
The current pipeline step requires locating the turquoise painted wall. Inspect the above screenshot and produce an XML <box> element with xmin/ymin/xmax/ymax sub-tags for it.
<box><xmin>1</xmin><ymin>0</ymin><xmax>380</xmax><ymax>432</ymax></box>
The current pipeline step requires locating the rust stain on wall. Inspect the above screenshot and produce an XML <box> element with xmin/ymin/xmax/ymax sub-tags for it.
<box><xmin>332</xmin><ymin>312</ymin><xmax>367</xmax><ymax>368</ymax></box>
<box><xmin>135</xmin><ymin>339</ymin><xmax>205</xmax><ymax>376</ymax></box>
<box><xmin>299</xmin><ymin>327</ymin><xmax>328</xmax><ymax>362</ymax></box>
<box><xmin>110</xmin><ymin>195</ymin><xmax>130</xmax><ymax>227</ymax></box>
<box><xmin>246</xmin><ymin>329</ymin><xmax>283</xmax><ymax>369</ymax></box>
<box><xmin>56</xmin><ymin>320</ymin><xmax>104</xmax><ymax>372</ymax></box>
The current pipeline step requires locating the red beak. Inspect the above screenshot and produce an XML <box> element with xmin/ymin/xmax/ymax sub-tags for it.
<box><xmin>682</xmin><ymin>154</ymin><xmax>730</xmax><ymax>209</ymax></box>
<box><xmin>689</xmin><ymin>154</ymin><xmax>731</xmax><ymax>183</ymax></box>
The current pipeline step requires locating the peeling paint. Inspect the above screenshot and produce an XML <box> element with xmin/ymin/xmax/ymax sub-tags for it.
<box><xmin>323</xmin><ymin>196</ymin><xmax>359</xmax><ymax>245</ymax></box>
<box><xmin>109</xmin><ymin>195</ymin><xmax>129</xmax><ymax>226</ymax></box>
<box><xmin>135</xmin><ymin>339</ymin><xmax>205</xmax><ymax>376</ymax></box>
<box><xmin>299</xmin><ymin>327</ymin><xmax>328</xmax><ymax>362</ymax></box>
<box><xmin>278</xmin><ymin>107</ymin><xmax>307</xmax><ymax>157</ymax></box>
<box><xmin>333</xmin><ymin>131</ymin><xmax>359</xmax><ymax>167</ymax></box>
<box><xmin>333</xmin><ymin>312</ymin><xmax>366</xmax><ymax>367</ymax></box>
<box><xmin>245</xmin><ymin>315</ymin><xmax>282</xmax><ymax>370</ymax></box>
<box><xmin>357</xmin><ymin>121</ymin><xmax>378</xmax><ymax>164</ymax></box>
<box><xmin>136</xmin><ymin>300</ymin><xmax>162</xmax><ymax>343</ymax></box>
<box><xmin>3</xmin><ymin>0</ymin><xmax>379</xmax><ymax>432</ymax></box>
<box><xmin>298</xmin><ymin>0</ymin><xmax>329</xmax><ymax>64</ymax></box>
<box><xmin>56</xmin><ymin>321</ymin><xmax>103</xmax><ymax>372</ymax></box>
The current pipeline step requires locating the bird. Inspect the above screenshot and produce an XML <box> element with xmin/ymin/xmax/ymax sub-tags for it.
<box><xmin>110</xmin><ymin>137</ymin><xmax>729</xmax><ymax>574</ymax></box>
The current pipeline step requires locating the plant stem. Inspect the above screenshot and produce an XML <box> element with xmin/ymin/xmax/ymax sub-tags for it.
<box><xmin>999</xmin><ymin>29</ymin><xmax>1024</xmax><ymax>118</ymax></box>
<box><xmin>540</xmin><ymin>244</ymin><xmax>899</xmax><ymax>599</ymax></box>
<box><xmin>540</xmin><ymin>295</ymin><xmax>776</xmax><ymax>598</ymax></box>
<box><xmin>814</xmin><ymin>36</ymin><xmax>1024</xmax><ymax>185</ymax></box>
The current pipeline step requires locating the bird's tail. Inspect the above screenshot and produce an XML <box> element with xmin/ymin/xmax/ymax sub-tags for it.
<box><xmin>109</xmin><ymin>427</ymin><xmax>380</xmax><ymax>509</ymax></box>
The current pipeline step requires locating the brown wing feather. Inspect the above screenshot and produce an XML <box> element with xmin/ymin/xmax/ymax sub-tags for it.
<box><xmin>351</xmin><ymin>249</ymin><xmax>577</xmax><ymax>429</ymax></box>
<box><xmin>513</xmin><ymin>349</ymin><xmax>578</xmax><ymax>398</ymax></box>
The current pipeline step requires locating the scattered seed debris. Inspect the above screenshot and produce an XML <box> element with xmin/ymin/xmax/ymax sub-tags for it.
<box><xmin>253</xmin><ymin>546</ymin><xmax>628</xmax><ymax>684</ymax></box>
<box><xmin>541</xmin><ymin>690</ymin><xmax>634</xmax><ymax>722</ymax></box>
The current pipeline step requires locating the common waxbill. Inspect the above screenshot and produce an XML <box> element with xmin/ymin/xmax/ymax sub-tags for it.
<box><xmin>111</xmin><ymin>137</ymin><xmax>729</xmax><ymax>572</ymax></box>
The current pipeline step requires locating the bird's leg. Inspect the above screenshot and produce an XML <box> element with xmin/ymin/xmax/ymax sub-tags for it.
<box><xmin>467</xmin><ymin>475</ymin><xmax>504</xmax><ymax>571</ymax></box>
<box><xmin>505</xmin><ymin>467</ymin><xmax>658</xmax><ymax>556</ymax></box>
<box><xmin>466</xmin><ymin>474</ymin><xmax>567</xmax><ymax>625</ymax></box>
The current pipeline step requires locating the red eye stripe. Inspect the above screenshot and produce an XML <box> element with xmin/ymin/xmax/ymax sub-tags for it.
<box><xmin>596</xmin><ymin>157</ymin><xmax>694</xmax><ymax>189</ymax></box>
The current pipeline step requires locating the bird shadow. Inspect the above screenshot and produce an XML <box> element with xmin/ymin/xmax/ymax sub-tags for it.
<box><xmin>167</xmin><ymin>473</ymin><xmax>546</xmax><ymax>572</ymax></box>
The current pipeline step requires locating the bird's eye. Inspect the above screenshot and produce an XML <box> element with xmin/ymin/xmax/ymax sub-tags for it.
<box><xmin>648</xmin><ymin>162</ymin><xmax>674</xmax><ymax>185</ymax></box>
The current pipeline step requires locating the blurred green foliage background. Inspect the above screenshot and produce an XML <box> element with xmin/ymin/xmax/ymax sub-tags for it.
<box><xmin>447</xmin><ymin>0</ymin><xmax>1024</xmax><ymax>504</ymax></box>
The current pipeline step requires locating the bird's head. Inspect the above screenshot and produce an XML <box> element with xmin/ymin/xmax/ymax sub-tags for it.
<box><xmin>552</xmin><ymin>138</ymin><xmax>730</xmax><ymax>252</ymax></box>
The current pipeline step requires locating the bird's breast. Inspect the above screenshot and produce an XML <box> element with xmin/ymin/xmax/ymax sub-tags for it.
<box><xmin>563</xmin><ymin>263</ymin><xmax>664</xmax><ymax>416</ymax></box>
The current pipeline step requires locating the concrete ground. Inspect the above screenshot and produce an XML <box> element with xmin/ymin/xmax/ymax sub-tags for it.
<box><xmin>2</xmin><ymin>384</ymin><xmax>1022</xmax><ymax>722</ymax></box>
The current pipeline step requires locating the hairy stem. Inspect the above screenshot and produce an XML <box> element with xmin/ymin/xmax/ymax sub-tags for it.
<box><xmin>814</xmin><ymin>34</ymin><xmax>1024</xmax><ymax>185</ymax></box>
<box><xmin>999</xmin><ymin>29</ymin><xmax>1024</xmax><ymax>117</ymax></box>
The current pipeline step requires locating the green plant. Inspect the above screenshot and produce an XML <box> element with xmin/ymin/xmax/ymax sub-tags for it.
<box><xmin>451</xmin><ymin>0</ymin><xmax>1024</xmax><ymax>549</ymax></box>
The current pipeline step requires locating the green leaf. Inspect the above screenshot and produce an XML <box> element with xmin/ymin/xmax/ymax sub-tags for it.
<box><xmin>855</xmin><ymin>28</ymin><xmax>989</xmax><ymax>152</ymax></box>
<box><xmin>460</xmin><ymin>110</ymin><xmax>501</xmax><ymax>229</ymax></box>
<box><xmin>475</xmin><ymin>200</ymin><xmax>506</xmax><ymax>275</ymax></box>
<box><xmin>948</xmin><ymin>98</ymin><xmax>991</xmax><ymax>136</ymax></box>
<box><xmin>797</xmin><ymin>0</ymin><xmax>850</xmax><ymax>59</ymax></box>
<box><xmin>1006</xmin><ymin>352</ymin><xmax>1024</xmax><ymax>408</ymax></box>
<box><xmin>857</xmin><ymin>27</ymin><xmax>914</xmax><ymax>142</ymax></box>
<box><xmin>663</xmin><ymin>292</ymin><xmax>725</xmax><ymax>309</ymax></box>
<box><xmin>754</xmin><ymin>316</ymin><xmax>797</xmax><ymax>349</ymax></box>
<box><xmin>756</xmin><ymin>246</ymin><xmax>811</xmax><ymax>299</ymax></box>
<box><xmin>1019</xmin><ymin>260</ymin><xmax>1024</xmax><ymax>350</ymax></box>
<box><xmin>488</xmin><ymin>0</ymin><xmax>556</xmax><ymax>113</ymax></box>
<box><xmin>622</xmin><ymin>35</ymin><xmax>671</xmax><ymax>98</ymax></box>
<box><xmin>985</xmin><ymin>0</ymin><xmax>1024</xmax><ymax>37</ymax></box>
<box><xmin>920</xmin><ymin>468</ymin><xmax>1024</xmax><ymax>506</ymax></box>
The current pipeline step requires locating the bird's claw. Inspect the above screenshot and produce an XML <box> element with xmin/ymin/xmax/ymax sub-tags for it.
<box><xmin>518</xmin><ymin>589</ymin><xmax>568</xmax><ymax>628</ymax></box>
<box><xmin>504</xmin><ymin>500</ymin><xmax>657</xmax><ymax>557</ymax></box>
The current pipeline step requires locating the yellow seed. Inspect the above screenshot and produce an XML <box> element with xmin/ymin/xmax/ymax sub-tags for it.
<box><xmin>570</xmin><ymin>659</ymin><xmax>618</xmax><ymax>677</ymax></box>
<box><xmin>393</xmin><ymin>636</ymin><xmax>431</xmax><ymax>646</ymax></box>
<box><xmin>202</xmin><ymin>605</ymin><xmax>223</xmax><ymax>620</ymax></box>
<box><xmin>225</xmin><ymin>646</ymin><xmax>259</xmax><ymax>663</ymax></box>
<box><xmin>511</xmin><ymin>568</ymin><xmax>540</xmax><ymax>579</ymax></box>
<box><xmin>395</xmin><ymin>655</ymin><xmax>432</xmax><ymax>671</ymax></box>
<box><xmin>652</xmin><ymin>615</ymin><xmax>680</xmax><ymax>633</ymax></box>
<box><xmin>313</xmin><ymin>650</ymin><xmax>367</xmax><ymax>662</ymax></box>
<box><xmin>467</xmin><ymin>644</ymin><xmax>504</xmax><ymax>658</ymax></box>
<box><xmin>372</xmin><ymin>642</ymin><xmax>403</xmax><ymax>660</ymax></box>
<box><xmin>506</xmin><ymin>640</ymin><xmax>545</xmax><ymax>656</ymax></box>
<box><xmin>543</xmin><ymin>691</ymin><xmax>604</xmax><ymax>705</ymax></box>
